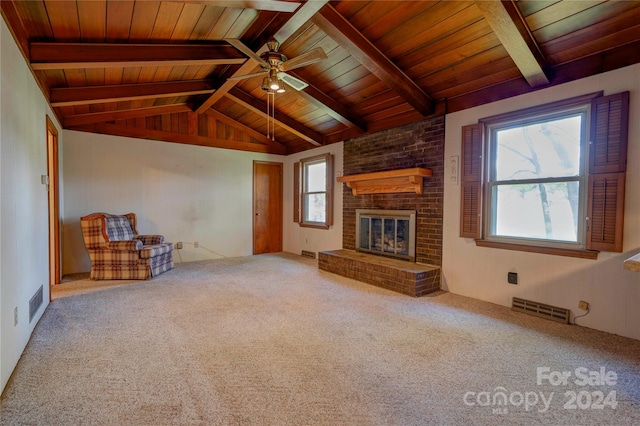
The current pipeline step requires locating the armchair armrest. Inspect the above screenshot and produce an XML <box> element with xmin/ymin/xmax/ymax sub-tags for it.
<box><xmin>107</xmin><ymin>240</ymin><xmax>143</xmax><ymax>251</ymax></box>
<box><xmin>135</xmin><ymin>235</ymin><xmax>165</xmax><ymax>245</ymax></box>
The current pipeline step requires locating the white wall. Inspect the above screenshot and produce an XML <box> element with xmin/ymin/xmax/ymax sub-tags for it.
<box><xmin>283</xmin><ymin>143</ymin><xmax>344</xmax><ymax>256</ymax></box>
<box><xmin>443</xmin><ymin>64</ymin><xmax>640</xmax><ymax>340</ymax></box>
<box><xmin>62</xmin><ymin>130</ymin><xmax>284</xmax><ymax>273</ymax></box>
<box><xmin>1</xmin><ymin>17</ymin><xmax>58</xmax><ymax>392</ymax></box>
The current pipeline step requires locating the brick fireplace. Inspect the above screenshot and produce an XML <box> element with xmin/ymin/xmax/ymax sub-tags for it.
<box><xmin>319</xmin><ymin>116</ymin><xmax>444</xmax><ymax>296</ymax></box>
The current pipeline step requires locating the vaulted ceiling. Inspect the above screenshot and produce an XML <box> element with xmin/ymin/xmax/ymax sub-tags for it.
<box><xmin>2</xmin><ymin>0</ymin><xmax>640</xmax><ymax>155</ymax></box>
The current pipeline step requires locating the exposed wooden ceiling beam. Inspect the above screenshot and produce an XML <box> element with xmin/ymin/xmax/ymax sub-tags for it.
<box><xmin>475</xmin><ymin>0</ymin><xmax>550</xmax><ymax>88</ymax></box>
<box><xmin>446</xmin><ymin>39</ymin><xmax>640</xmax><ymax>114</ymax></box>
<box><xmin>205</xmin><ymin>110</ymin><xmax>288</xmax><ymax>154</ymax></box>
<box><xmin>30</xmin><ymin>42</ymin><xmax>245</xmax><ymax>70</ymax></box>
<box><xmin>165</xmin><ymin>0</ymin><xmax>300</xmax><ymax>13</ymax></box>
<box><xmin>195</xmin><ymin>63</ymin><xmax>262</xmax><ymax>114</ymax></box>
<box><xmin>271</xmin><ymin>0</ymin><xmax>327</xmax><ymax>44</ymax></box>
<box><xmin>288</xmin><ymin>71</ymin><xmax>367</xmax><ymax>132</ymax></box>
<box><xmin>70</xmin><ymin>123</ymin><xmax>284</xmax><ymax>155</ymax></box>
<box><xmin>311</xmin><ymin>4</ymin><xmax>434</xmax><ymax>116</ymax></box>
<box><xmin>226</xmin><ymin>88</ymin><xmax>324</xmax><ymax>146</ymax></box>
<box><xmin>50</xmin><ymin>80</ymin><xmax>216</xmax><ymax>107</ymax></box>
<box><xmin>63</xmin><ymin>104</ymin><xmax>192</xmax><ymax>127</ymax></box>
<box><xmin>194</xmin><ymin>0</ymin><xmax>329</xmax><ymax>113</ymax></box>
<box><xmin>66</xmin><ymin>107</ymin><xmax>288</xmax><ymax>154</ymax></box>
<box><xmin>325</xmin><ymin>102</ymin><xmax>447</xmax><ymax>145</ymax></box>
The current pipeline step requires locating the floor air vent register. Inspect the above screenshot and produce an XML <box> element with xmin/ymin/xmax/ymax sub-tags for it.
<box><xmin>301</xmin><ymin>250</ymin><xmax>316</xmax><ymax>259</ymax></box>
<box><xmin>29</xmin><ymin>285</ymin><xmax>44</xmax><ymax>323</ymax></box>
<box><xmin>512</xmin><ymin>297</ymin><xmax>570</xmax><ymax>324</ymax></box>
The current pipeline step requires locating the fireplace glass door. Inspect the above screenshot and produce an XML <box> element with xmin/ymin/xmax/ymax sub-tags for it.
<box><xmin>356</xmin><ymin>210</ymin><xmax>416</xmax><ymax>262</ymax></box>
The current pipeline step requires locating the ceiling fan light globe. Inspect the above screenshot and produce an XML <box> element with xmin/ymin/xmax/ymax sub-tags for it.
<box><xmin>269</xmin><ymin>78</ymin><xmax>280</xmax><ymax>91</ymax></box>
<box><xmin>261</xmin><ymin>77</ymin><xmax>270</xmax><ymax>91</ymax></box>
<box><xmin>276</xmin><ymin>80</ymin><xmax>286</xmax><ymax>93</ymax></box>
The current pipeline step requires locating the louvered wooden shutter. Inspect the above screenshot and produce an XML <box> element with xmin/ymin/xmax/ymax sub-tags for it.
<box><xmin>460</xmin><ymin>123</ymin><xmax>484</xmax><ymax>238</ymax></box>
<box><xmin>293</xmin><ymin>161</ymin><xmax>300</xmax><ymax>223</ymax></box>
<box><xmin>326</xmin><ymin>154</ymin><xmax>334</xmax><ymax>227</ymax></box>
<box><xmin>589</xmin><ymin>92</ymin><xmax>629</xmax><ymax>174</ymax></box>
<box><xmin>586</xmin><ymin>92</ymin><xmax>629</xmax><ymax>252</ymax></box>
<box><xmin>587</xmin><ymin>173</ymin><xmax>625</xmax><ymax>252</ymax></box>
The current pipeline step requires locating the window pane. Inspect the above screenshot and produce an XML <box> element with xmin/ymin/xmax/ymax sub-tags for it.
<box><xmin>305</xmin><ymin>162</ymin><xmax>326</xmax><ymax>192</ymax></box>
<box><xmin>371</xmin><ymin>218</ymin><xmax>382</xmax><ymax>251</ymax></box>
<box><xmin>384</xmin><ymin>219</ymin><xmax>395</xmax><ymax>253</ymax></box>
<box><xmin>304</xmin><ymin>193</ymin><xmax>326</xmax><ymax>222</ymax></box>
<box><xmin>359</xmin><ymin>217</ymin><xmax>370</xmax><ymax>250</ymax></box>
<box><xmin>397</xmin><ymin>219</ymin><xmax>409</xmax><ymax>255</ymax></box>
<box><xmin>493</xmin><ymin>182</ymin><xmax>580</xmax><ymax>242</ymax></box>
<box><xmin>495</xmin><ymin>116</ymin><xmax>582</xmax><ymax>181</ymax></box>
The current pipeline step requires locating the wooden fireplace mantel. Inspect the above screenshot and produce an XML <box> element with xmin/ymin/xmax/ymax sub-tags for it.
<box><xmin>337</xmin><ymin>167</ymin><xmax>432</xmax><ymax>196</ymax></box>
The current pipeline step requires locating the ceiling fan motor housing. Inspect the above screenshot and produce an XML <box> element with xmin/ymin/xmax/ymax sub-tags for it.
<box><xmin>260</xmin><ymin>51</ymin><xmax>288</xmax><ymax>69</ymax></box>
<box><xmin>225</xmin><ymin>38</ymin><xmax>321</xmax><ymax>92</ymax></box>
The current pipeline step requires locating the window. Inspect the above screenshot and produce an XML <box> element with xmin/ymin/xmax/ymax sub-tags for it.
<box><xmin>294</xmin><ymin>153</ymin><xmax>333</xmax><ymax>229</ymax></box>
<box><xmin>487</xmin><ymin>108</ymin><xmax>587</xmax><ymax>248</ymax></box>
<box><xmin>460</xmin><ymin>92</ymin><xmax>629</xmax><ymax>257</ymax></box>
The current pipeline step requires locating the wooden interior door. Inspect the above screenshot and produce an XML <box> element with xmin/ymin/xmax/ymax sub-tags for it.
<box><xmin>253</xmin><ymin>161</ymin><xmax>283</xmax><ymax>254</ymax></box>
<box><xmin>46</xmin><ymin>116</ymin><xmax>61</xmax><ymax>295</ymax></box>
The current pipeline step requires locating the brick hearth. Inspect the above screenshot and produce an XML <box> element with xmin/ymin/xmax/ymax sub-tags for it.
<box><xmin>319</xmin><ymin>250</ymin><xmax>440</xmax><ymax>297</ymax></box>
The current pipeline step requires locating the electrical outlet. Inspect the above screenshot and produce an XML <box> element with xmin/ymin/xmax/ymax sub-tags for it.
<box><xmin>578</xmin><ymin>301</ymin><xmax>589</xmax><ymax>310</ymax></box>
<box><xmin>507</xmin><ymin>272</ymin><xmax>518</xmax><ymax>285</ymax></box>
<box><xmin>175</xmin><ymin>242</ymin><xmax>183</xmax><ymax>249</ymax></box>
<box><xmin>194</xmin><ymin>241</ymin><xmax>199</xmax><ymax>248</ymax></box>
<box><xmin>14</xmin><ymin>307</ymin><xmax>18</xmax><ymax>326</ymax></box>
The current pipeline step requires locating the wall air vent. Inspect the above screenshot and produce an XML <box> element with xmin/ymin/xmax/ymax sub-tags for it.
<box><xmin>301</xmin><ymin>250</ymin><xmax>316</xmax><ymax>259</ymax></box>
<box><xmin>29</xmin><ymin>285</ymin><xmax>44</xmax><ymax>323</ymax></box>
<box><xmin>512</xmin><ymin>297</ymin><xmax>570</xmax><ymax>324</ymax></box>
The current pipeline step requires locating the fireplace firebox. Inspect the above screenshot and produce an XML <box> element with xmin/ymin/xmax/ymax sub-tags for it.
<box><xmin>355</xmin><ymin>209</ymin><xmax>416</xmax><ymax>262</ymax></box>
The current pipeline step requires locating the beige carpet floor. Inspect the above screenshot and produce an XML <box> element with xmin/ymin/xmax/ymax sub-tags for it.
<box><xmin>1</xmin><ymin>253</ymin><xmax>639</xmax><ymax>425</ymax></box>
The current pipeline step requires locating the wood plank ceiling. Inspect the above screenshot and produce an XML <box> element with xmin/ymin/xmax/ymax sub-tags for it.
<box><xmin>2</xmin><ymin>0</ymin><xmax>640</xmax><ymax>155</ymax></box>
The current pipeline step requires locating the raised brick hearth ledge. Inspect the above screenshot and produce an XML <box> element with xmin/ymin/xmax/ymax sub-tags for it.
<box><xmin>318</xmin><ymin>249</ymin><xmax>440</xmax><ymax>297</ymax></box>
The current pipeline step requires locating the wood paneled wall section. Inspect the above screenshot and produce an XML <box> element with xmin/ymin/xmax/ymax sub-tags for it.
<box><xmin>107</xmin><ymin>112</ymin><xmax>263</xmax><ymax>145</ymax></box>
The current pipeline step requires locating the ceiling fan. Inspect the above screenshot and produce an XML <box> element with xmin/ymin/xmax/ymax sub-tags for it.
<box><xmin>225</xmin><ymin>38</ymin><xmax>327</xmax><ymax>92</ymax></box>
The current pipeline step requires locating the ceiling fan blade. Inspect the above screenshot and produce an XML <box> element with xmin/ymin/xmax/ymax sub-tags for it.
<box><xmin>227</xmin><ymin>71</ymin><xmax>268</xmax><ymax>81</ymax></box>
<box><xmin>225</xmin><ymin>38</ymin><xmax>270</xmax><ymax>68</ymax></box>
<box><xmin>165</xmin><ymin>1</ymin><xmax>300</xmax><ymax>13</ymax></box>
<box><xmin>281</xmin><ymin>47</ymin><xmax>327</xmax><ymax>72</ymax></box>
<box><xmin>279</xmin><ymin>72</ymin><xmax>309</xmax><ymax>91</ymax></box>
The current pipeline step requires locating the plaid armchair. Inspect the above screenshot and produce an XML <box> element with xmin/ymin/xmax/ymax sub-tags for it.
<box><xmin>80</xmin><ymin>212</ymin><xmax>174</xmax><ymax>280</ymax></box>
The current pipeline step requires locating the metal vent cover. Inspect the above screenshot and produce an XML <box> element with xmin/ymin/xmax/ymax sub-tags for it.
<box><xmin>512</xmin><ymin>297</ymin><xmax>570</xmax><ymax>324</ymax></box>
<box><xmin>301</xmin><ymin>250</ymin><xmax>316</xmax><ymax>259</ymax></box>
<box><xmin>29</xmin><ymin>285</ymin><xmax>44</xmax><ymax>323</ymax></box>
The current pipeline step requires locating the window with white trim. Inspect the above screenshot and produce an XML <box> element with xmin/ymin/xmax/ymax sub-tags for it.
<box><xmin>460</xmin><ymin>92</ymin><xmax>629</xmax><ymax>257</ymax></box>
<box><xmin>486</xmin><ymin>107</ymin><xmax>588</xmax><ymax>248</ymax></box>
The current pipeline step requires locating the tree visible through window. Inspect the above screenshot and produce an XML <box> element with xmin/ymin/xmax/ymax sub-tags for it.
<box><xmin>460</xmin><ymin>91</ymin><xmax>629</xmax><ymax>256</ymax></box>
<box><xmin>488</xmin><ymin>112</ymin><xmax>586</xmax><ymax>245</ymax></box>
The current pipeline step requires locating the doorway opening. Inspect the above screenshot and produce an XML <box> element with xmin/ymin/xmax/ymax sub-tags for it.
<box><xmin>46</xmin><ymin>116</ymin><xmax>61</xmax><ymax>297</ymax></box>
